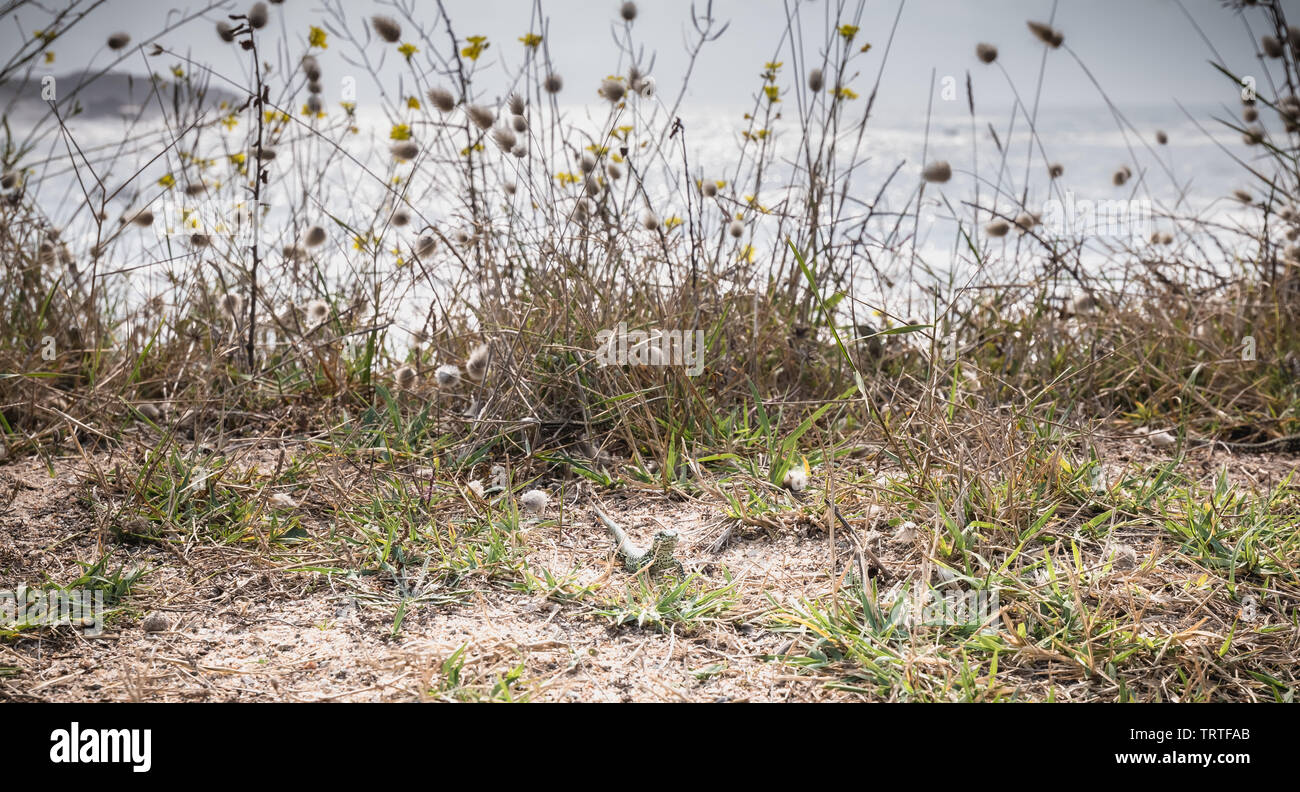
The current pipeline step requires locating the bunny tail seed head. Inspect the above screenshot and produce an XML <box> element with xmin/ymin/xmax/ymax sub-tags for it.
<box><xmin>975</xmin><ymin>43</ymin><xmax>998</xmax><ymax>63</ymax></box>
<box><xmin>808</xmin><ymin>68</ymin><xmax>824</xmax><ymax>92</ymax></box>
<box><xmin>519</xmin><ymin>489</ymin><xmax>549</xmax><ymax>515</ymax></box>
<box><xmin>467</xmin><ymin>104</ymin><xmax>495</xmax><ymax>130</ymax></box>
<box><xmin>642</xmin><ymin>210</ymin><xmax>660</xmax><ymax>231</ymax></box>
<box><xmin>415</xmin><ymin>235</ymin><xmax>436</xmax><ymax>256</ymax></box>
<box><xmin>620</xmin><ymin>2</ymin><xmax>638</xmax><ymax>21</ymax></box>
<box><xmin>507</xmin><ymin>93</ymin><xmax>526</xmax><ymax>115</ymax></box>
<box><xmin>305</xmin><ymin>299</ymin><xmax>329</xmax><ymax>326</ymax></box>
<box><xmin>606</xmin><ymin>163</ymin><xmax>622</xmax><ymax>180</ymax></box>
<box><xmin>599</xmin><ymin>79</ymin><xmax>626</xmax><ymax>103</ymax></box>
<box><xmin>371</xmin><ymin>15</ymin><xmax>402</xmax><ymax>43</ymax></box>
<box><xmin>1262</xmin><ymin>35</ymin><xmax>1284</xmax><ymax>58</ymax></box>
<box><xmin>544</xmin><ymin>73</ymin><xmax>564</xmax><ymax>93</ymax></box>
<box><xmin>391</xmin><ymin>141</ymin><xmax>419</xmax><ymax>160</ymax></box>
<box><xmin>783</xmin><ymin>466</ymin><xmax>809</xmax><ymax>492</ymax></box>
<box><xmin>395</xmin><ymin>365</ymin><xmax>417</xmax><ymax>389</ymax></box>
<box><xmin>729</xmin><ymin>219</ymin><xmax>744</xmax><ymax>238</ymax></box>
<box><xmin>1027</xmin><ymin>21</ymin><xmax>1063</xmax><ymax>48</ymax></box>
<box><xmin>305</xmin><ymin>225</ymin><xmax>326</xmax><ymax>247</ymax></box>
<box><xmin>511</xmin><ymin>114</ymin><xmax>528</xmax><ymax>133</ymax></box>
<box><xmin>221</xmin><ymin>292</ymin><xmax>244</xmax><ymax>318</ymax></box>
<box><xmin>985</xmin><ymin>220</ymin><xmax>1010</xmax><ymax>237</ymax></box>
<box><xmin>427</xmin><ymin>86</ymin><xmax>456</xmax><ymax>112</ymax></box>
<box><xmin>217</xmin><ymin>21</ymin><xmax>236</xmax><ymax>41</ymax></box>
<box><xmin>435</xmin><ymin>364</ymin><xmax>461</xmax><ymax>386</ymax></box>
<box><xmin>302</xmin><ymin>55</ymin><xmax>322</xmax><ymax>81</ymax></box>
<box><xmin>107</xmin><ymin>32</ymin><xmax>130</xmax><ymax>50</ymax></box>
<box><xmin>493</xmin><ymin>126</ymin><xmax>517</xmax><ymax>152</ymax></box>
<box><xmin>1049</xmin><ymin>163</ymin><xmax>1064</xmax><ymax>178</ymax></box>
<box><xmin>921</xmin><ymin>160</ymin><xmax>952</xmax><ymax>183</ymax></box>
<box><xmin>248</xmin><ymin>2</ymin><xmax>269</xmax><ymax>29</ymax></box>
<box><xmin>466</xmin><ymin>343</ymin><xmax>490</xmax><ymax>382</ymax></box>
<box><xmin>702</xmin><ymin>181</ymin><xmax>718</xmax><ymax>197</ymax></box>
<box><xmin>1155</xmin><ymin>130</ymin><xmax>1168</xmax><ymax>145</ymax></box>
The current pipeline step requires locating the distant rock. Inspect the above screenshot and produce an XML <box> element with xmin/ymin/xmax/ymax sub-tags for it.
<box><xmin>0</xmin><ymin>71</ymin><xmax>241</xmax><ymax>121</ymax></box>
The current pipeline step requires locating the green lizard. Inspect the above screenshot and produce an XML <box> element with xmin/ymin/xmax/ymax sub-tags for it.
<box><xmin>592</xmin><ymin>504</ymin><xmax>684</xmax><ymax>577</ymax></box>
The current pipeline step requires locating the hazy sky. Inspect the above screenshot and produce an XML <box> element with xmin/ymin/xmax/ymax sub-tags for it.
<box><xmin>2</xmin><ymin>0</ymin><xmax>1290</xmax><ymax>120</ymax></box>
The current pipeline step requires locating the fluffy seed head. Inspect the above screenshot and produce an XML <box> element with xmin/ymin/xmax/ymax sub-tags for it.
<box><xmin>415</xmin><ymin>235</ymin><xmax>435</xmax><ymax>256</ymax></box>
<box><xmin>466</xmin><ymin>343</ymin><xmax>490</xmax><ymax>382</ymax></box>
<box><xmin>985</xmin><ymin>219</ymin><xmax>1010</xmax><ymax>237</ymax></box>
<box><xmin>221</xmin><ymin>292</ymin><xmax>243</xmax><ymax>318</ymax></box>
<box><xmin>636</xmin><ymin>76</ymin><xmax>656</xmax><ymax>98</ymax></box>
<box><xmin>702</xmin><ymin>181</ymin><xmax>718</xmax><ymax>197</ymax></box>
<box><xmin>217</xmin><ymin>21</ymin><xmax>236</xmax><ymax>42</ymax></box>
<box><xmin>1027</xmin><ymin>21</ymin><xmax>1064</xmax><ymax>48</ymax></box>
<box><xmin>435</xmin><ymin>364</ymin><xmax>460</xmax><ymax>387</ymax></box>
<box><xmin>921</xmin><ymin>160</ymin><xmax>952</xmax><ymax>183</ymax></box>
<box><xmin>511</xmin><ymin>113</ymin><xmax>528</xmax><ymax>133</ymax></box>
<box><xmin>544</xmin><ymin>73</ymin><xmax>563</xmax><ymax>93</ymax></box>
<box><xmin>1112</xmin><ymin>165</ymin><xmax>1131</xmax><ymax>186</ymax></box>
<box><xmin>0</xmin><ymin>171</ymin><xmax>16</xmax><ymax>190</ymax></box>
<box><xmin>306</xmin><ymin>94</ymin><xmax>322</xmax><ymax>114</ymax></box>
<box><xmin>504</xmin><ymin>181</ymin><xmax>517</xmax><ymax>195</ymax></box>
<box><xmin>392</xmin><ymin>210</ymin><xmax>410</xmax><ymax>227</ymax></box>
<box><xmin>371</xmin><ymin>15</ymin><xmax>402</xmax><ymax>43</ymax></box>
<box><xmin>1262</xmin><ymin>35</ymin><xmax>1284</xmax><ymax>58</ymax></box>
<box><xmin>107</xmin><ymin>32</ymin><xmax>130</xmax><ymax>50</ymax></box>
<box><xmin>642</xmin><ymin>210</ymin><xmax>660</xmax><ymax>231</ymax></box>
<box><xmin>305</xmin><ymin>225</ymin><xmax>326</xmax><ymax>247</ymax></box>
<box><xmin>395</xmin><ymin>365</ymin><xmax>417</xmax><ymax>389</ymax></box>
<box><xmin>1243</xmin><ymin>126</ymin><xmax>1264</xmax><ymax>145</ymax></box>
<box><xmin>248</xmin><ymin>2</ymin><xmax>269</xmax><ymax>29</ymax></box>
<box><xmin>606</xmin><ymin>163</ymin><xmax>622</xmax><ymax>180</ymax></box>
<box><xmin>1155</xmin><ymin>130</ymin><xmax>1168</xmax><ymax>145</ymax></box>
<box><xmin>783</xmin><ymin>466</ymin><xmax>809</xmax><ymax>492</ymax></box>
<box><xmin>512</xmin><ymin>144</ymin><xmax>528</xmax><ymax>159</ymax></box>
<box><xmin>808</xmin><ymin>68</ymin><xmax>824</xmax><ymax>92</ymax></box>
<box><xmin>1014</xmin><ymin>212</ymin><xmax>1038</xmax><ymax>232</ymax></box>
<box><xmin>391</xmin><ymin>141</ymin><xmax>419</xmax><ymax>160</ymax></box>
<box><xmin>302</xmin><ymin>55</ymin><xmax>322</xmax><ymax>81</ymax></box>
<box><xmin>305</xmin><ymin>299</ymin><xmax>329</xmax><ymax>326</ymax></box>
<box><xmin>620</xmin><ymin>2</ymin><xmax>638</xmax><ymax>21</ymax></box>
<box><xmin>729</xmin><ymin>219</ymin><xmax>744</xmax><ymax>238</ymax></box>
<box><xmin>1233</xmin><ymin>189</ymin><xmax>1252</xmax><ymax>204</ymax></box>
<box><xmin>581</xmin><ymin>153</ymin><xmax>598</xmax><ymax>173</ymax></box>
<box><xmin>130</xmin><ymin>208</ymin><xmax>154</xmax><ymax>227</ymax></box>
<box><xmin>599</xmin><ymin>79</ymin><xmax>626</xmax><ymax>103</ymax></box>
<box><xmin>190</xmin><ymin>233</ymin><xmax>211</xmax><ymax>248</ymax></box>
<box><xmin>1048</xmin><ymin>162</ymin><xmax>1064</xmax><ymax>178</ymax></box>
<box><xmin>467</xmin><ymin>104</ymin><xmax>495</xmax><ymax>130</ymax></box>
<box><xmin>519</xmin><ymin>489</ymin><xmax>549</xmax><ymax>515</ymax></box>
<box><xmin>493</xmin><ymin>126</ymin><xmax>517</xmax><ymax>152</ymax></box>
<box><xmin>507</xmin><ymin>93</ymin><xmax>525</xmax><ymax>115</ymax></box>
<box><xmin>975</xmin><ymin>43</ymin><xmax>998</xmax><ymax>63</ymax></box>
<box><xmin>427</xmin><ymin>86</ymin><xmax>456</xmax><ymax>112</ymax></box>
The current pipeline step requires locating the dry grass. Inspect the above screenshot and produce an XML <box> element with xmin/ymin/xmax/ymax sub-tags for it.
<box><xmin>3</xmin><ymin>0</ymin><xmax>1300</xmax><ymax>701</ymax></box>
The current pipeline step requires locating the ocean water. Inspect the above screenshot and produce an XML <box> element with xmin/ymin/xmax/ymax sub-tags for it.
<box><xmin>8</xmin><ymin>86</ymin><xmax>1279</xmax><ymax>335</ymax></box>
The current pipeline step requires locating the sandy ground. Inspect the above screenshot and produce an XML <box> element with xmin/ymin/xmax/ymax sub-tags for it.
<box><xmin>2</xmin><ymin>438</ymin><xmax>1297</xmax><ymax>702</ymax></box>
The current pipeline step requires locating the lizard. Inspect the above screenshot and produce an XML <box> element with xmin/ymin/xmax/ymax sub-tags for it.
<box><xmin>592</xmin><ymin>504</ymin><xmax>685</xmax><ymax>577</ymax></box>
